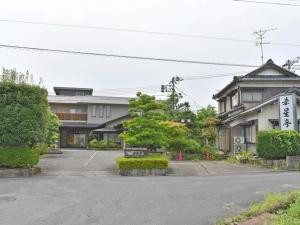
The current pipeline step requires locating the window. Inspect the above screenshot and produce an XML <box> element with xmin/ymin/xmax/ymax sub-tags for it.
<box><xmin>231</xmin><ymin>92</ymin><xmax>239</xmax><ymax>108</ymax></box>
<box><xmin>99</xmin><ymin>105</ymin><xmax>104</xmax><ymax>117</ymax></box>
<box><xmin>245</xmin><ymin>126</ymin><xmax>252</xmax><ymax>143</ymax></box>
<box><xmin>91</xmin><ymin>105</ymin><xmax>96</xmax><ymax>117</ymax></box>
<box><xmin>75</xmin><ymin>91</ymin><xmax>84</xmax><ymax>96</ymax></box>
<box><xmin>242</xmin><ymin>91</ymin><xmax>263</xmax><ymax>102</ymax></box>
<box><xmin>219</xmin><ymin>100</ymin><xmax>226</xmax><ymax>113</ymax></box>
<box><xmin>70</xmin><ymin>108</ymin><xmax>82</xmax><ymax>114</ymax></box>
<box><xmin>51</xmin><ymin>106</ymin><xmax>57</xmax><ymax>113</ymax></box>
<box><xmin>244</xmin><ymin>125</ymin><xmax>256</xmax><ymax>143</ymax></box>
<box><xmin>106</xmin><ymin>106</ymin><xmax>111</xmax><ymax>118</ymax></box>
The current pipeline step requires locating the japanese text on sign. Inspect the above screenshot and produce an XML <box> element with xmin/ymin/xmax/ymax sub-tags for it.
<box><xmin>279</xmin><ymin>94</ymin><xmax>297</xmax><ymax>131</ymax></box>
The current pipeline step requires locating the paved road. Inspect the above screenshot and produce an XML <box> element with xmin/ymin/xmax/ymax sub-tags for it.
<box><xmin>1</xmin><ymin>150</ymin><xmax>299</xmax><ymax>225</ymax></box>
<box><xmin>38</xmin><ymin>149</ymin><xmax>122</xmax><ymax>176</ymax></box>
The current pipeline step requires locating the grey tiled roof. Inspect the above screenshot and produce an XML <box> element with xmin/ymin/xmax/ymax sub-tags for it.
<box><xmin>48</xmin><ymin>95</ymin><xmax>130</xmax><ymax>105</ymax></box>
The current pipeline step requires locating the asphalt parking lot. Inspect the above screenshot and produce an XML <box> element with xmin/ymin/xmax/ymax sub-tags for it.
<box><xmin>38</xmin><ymin>149</ymin><xmax>273</xmax><ymax>177</ymax></box>
<box><xmin>1</xmin><ymin>149</ymin><xmax>298</xmax><ymax>225</ymax></box>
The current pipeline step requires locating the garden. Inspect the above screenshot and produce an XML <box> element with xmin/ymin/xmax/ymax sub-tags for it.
<box><xmin>114</xmin><ymin>92</ymin><xmax>222</xmax><ymax>175</ymax></box>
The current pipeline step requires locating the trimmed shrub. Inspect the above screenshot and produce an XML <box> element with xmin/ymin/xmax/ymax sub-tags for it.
<box><xmin>0</xmin><ymin>82</ymin><xmax>49</xmax><ymax>146</ymax></box>
<box><xmin>116</xmin><ymin>154</ymin><xmax>169</xmax><ymax>170</ymax></box>
<box><xmin>0</xmin><ymin>146</ymin><xmax>40</xmax><ymax>168</ymax></box>
<box><xmin>88</xmin><ymin>139</ymin><xmax>119</xmax><ymax>150</ymax></box>
<box><xmin>257</xmin><ymin>130</ymin><xmax>300</xmax><ymax>159</ymax></box>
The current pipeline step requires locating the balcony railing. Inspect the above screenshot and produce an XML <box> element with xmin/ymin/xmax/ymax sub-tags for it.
<box><xmin>56</xmin><ymin>113</ymin><xmax>87</xmax><ymax>121</ymax></box>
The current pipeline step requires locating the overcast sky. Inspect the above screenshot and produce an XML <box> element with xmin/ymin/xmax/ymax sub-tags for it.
<box><xmin>0</xmin><ymin>0</ymin><xmax>300</xmax><ymax>109</ymax></box>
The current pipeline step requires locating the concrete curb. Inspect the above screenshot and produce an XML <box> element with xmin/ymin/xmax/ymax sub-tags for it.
<box><xmin>118</xmin><ymin>169</ymin><xmax>167</xmax><ymax>176</ymax></box>
<box><xmin>0</xmin><ymin>167</ymin><xmax>41</xmax><ymax>178</ymax></box>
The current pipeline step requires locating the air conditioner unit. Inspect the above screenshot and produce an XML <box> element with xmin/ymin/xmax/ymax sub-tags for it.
<box><xmin>234</xmin><ymin>144</ymin><xmax>247</xmax><ymax>153</ymax></box>
<box><xmin>234</xmin><ymin>136</ymin><xmax>245</xmax><ymax>144</ymax></box>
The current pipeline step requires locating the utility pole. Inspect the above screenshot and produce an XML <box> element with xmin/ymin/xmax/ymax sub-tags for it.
<box><xmin>254</xmin><ymin>28</ymin><xmax>276</xmax><ymax>65</ymax></box>
<box><xmin>283</xmin><ymin>57</ymin><xmax>300</xmax><ymax>71</ymax></box>
<box><xmin>161</xmin><ymin>76</ymin><xmax>183</xmax><ymax>111</ymax></box>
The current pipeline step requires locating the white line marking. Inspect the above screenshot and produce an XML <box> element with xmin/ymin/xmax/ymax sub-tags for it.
<box><xmin>83</xmin><ymin>151</ymin><xmax>98</xmax><ymax>167</ymax></box>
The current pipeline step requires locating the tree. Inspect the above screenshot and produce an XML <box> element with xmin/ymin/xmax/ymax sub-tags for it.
<box><xmin>46</xmin><ymin>108</ymin><xmax>60</xmax><ymax>147</ymax></box>
<box><xmin>0</xmin><ymin>68</ymin><xmax>53</xmax><ymax>147</ymax></box>
<box><xmin>119</xmin><ymin>92</ymin><xmax>169</xmax><ymax>150</ymax></box>
<box><xmin>196</xmin><ymin>105</ymin><xmax>219</xmax><ymax>145</ymax></box>
<box><xmin>163</xmin><ymin>121</ymin><xmax>189</xmax><ymax>152</ymax></box>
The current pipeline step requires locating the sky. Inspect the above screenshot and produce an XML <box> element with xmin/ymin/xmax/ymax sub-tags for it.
<box><xmin>0</xmin><ymin>0</ymin><xmax>300</xmax><ymax>109</ymax></box>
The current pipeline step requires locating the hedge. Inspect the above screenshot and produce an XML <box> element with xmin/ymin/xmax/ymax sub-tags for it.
<box><xmin>0</xmin><ymin>82</ymin><xmax>49</xmax><ymax>146</ymax></box>
<box><xmin>0</xmin><ymin>146</ymin><xmax>40</xmax><ymax>168</ymax></box>
<box><xmin>116</xmin><ymin>155</ymin><xmax>169</xmax><ymax>170</ymax></box>
<box><xmin>257</xmin><ymin>130</ymin><xmax>300</xmax><ymax>159</ymax></box>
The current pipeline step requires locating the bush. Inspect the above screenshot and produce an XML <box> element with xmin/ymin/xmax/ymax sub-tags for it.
<box><xmin>227</xmin><ymin>151</ymin><xmax>256</xmax><ymax>164</ymax></box>
<box><xmin>88</xmin><ymin>139</ymin><xmax>119</xmax><ymax>150</ymax></box>
<box><xmin>116</xmin><ymin>154</ymin><xmax>169</xmax><ymax>170</ymax></box>
<box><xmin>0</xmin><ymin>146</ymin><xmax>40</xmax><ymax>168</ymax></box>
<box><xmin>257</xmin><ymin>130</ymin><xmax>300</xmax><ymax>159</ymax></box>
<box><xmin>184</xmin><ymin>139</ymin><xmax>201</xmax><ymax>154</ymax></box>
<box><xmin>0</xmin><ymin>82</ymin><xmax>49</xmax><ymax>146</ymax></box>
<box><xmin>202</xmin><ymin>145</ymin><xmax>224</xmax><ymax>160</ymax></box>
<box><xmin>36</xmin><ymin>143</ymin><xmax>49</xmax><ymax>155</ymax></box>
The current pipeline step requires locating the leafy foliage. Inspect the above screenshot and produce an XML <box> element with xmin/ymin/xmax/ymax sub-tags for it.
<box><xmin>163</xmin><ymin>121</ymin><xmax>189</xmax><ymax>152</ymax></box>
<box><xmin>0</xmin><ymin>146</ymin><xmax>40</xmax><ymax>168</ymax></box>
<box><xmin>45</xmin><ymin>108</ymin><xmax>60</xmax><ymax>147</ymax></box>
<box><xmin>196</xmin><ymin>105</ymin><xmax>219</xmax><ymax>145</ymax></box>
<box><xmin>89</xmin><ymin>139</ymin><xmax>119</xmax><ymax>150</ymax></box>
<box><xmin>0</xmin><ymin>81</ymin><xmax>49</xmax><ymax>146</ymax></box>
<box><xmin>116</xmin><ymin>154</ymin><xmax>169</xmax><ymax>170</ymax></box>
<box><xmin>227</xmin><ymin>151</ymin><xmax>256</xmax><ymax>164</ymax></box>
<box><xmin>257</xmin><ymin>130</ymin><xmax>300</xmax><ymax>159</ymax></box>
<box><xmin>120</xmin><ymin>92</ymin><xmax>169</xmax><ymax>150</ymax></box>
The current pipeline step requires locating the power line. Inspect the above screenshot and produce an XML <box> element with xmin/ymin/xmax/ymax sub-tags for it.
<box><xmin>175</xmin><ymin>87</ymin><xmax>202</xmax><ymax>109</ymax></box>
<box><xmin>1</xmin><ymin>19</ymin><xmax>300</xmax><ymax>47</ymax></box>
<box><xmin>182</xmin><ymin>71</ymin><xmax>251</xmax><ymax>80</ymax></box>
<box><xmin>233</xmin><ymin>0</ymin><xmax>300</xmax><ymax>6</ymax></box>
<box><xmin>0</xmin><ymin>44</ymin><xmax>259</xmax><ymax>68</ymax></box>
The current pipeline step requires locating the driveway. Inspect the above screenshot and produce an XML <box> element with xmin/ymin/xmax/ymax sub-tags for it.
<box><xmin>38</xmin><ymin>149</ymin><xmax>123</xmax><ymax>176</ymax></box>
<box><xmin>38</xmin><ymin>149</ymin><xmax>273</xmax><ymax>177</ymax></box>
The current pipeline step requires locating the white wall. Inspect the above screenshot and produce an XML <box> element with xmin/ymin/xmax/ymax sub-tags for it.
<box><xmin>258</xmin><ymin>102</ymin><xmax>300</xmax><ymax>131</ymax></box>
<box><xmin>87</xmin><ymin>104</ymin><xmax>129</xmax><ymax>124</ymax></box>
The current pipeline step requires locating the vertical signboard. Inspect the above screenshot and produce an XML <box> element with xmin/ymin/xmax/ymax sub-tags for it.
<box><xmin>279</xmin><ymin>94</ymin><xmax>297</xmax><ymax>131</ymax></box>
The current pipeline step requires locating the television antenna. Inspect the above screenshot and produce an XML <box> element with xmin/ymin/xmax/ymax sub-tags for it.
<box><xmin>254</xmin><ymin>28</ymin><xmax>277</xmax><ymax>65</ymax></box>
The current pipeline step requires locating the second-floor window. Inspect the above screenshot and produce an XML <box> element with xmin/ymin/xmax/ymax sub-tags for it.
<box><xmin>91</xmin><ymin>105</ymin><xmax>97</xmax><ymax>117</ymax></box>
<box><xmin>231</xmin><ymin>92</ymin><xmax>239</xmax><ymax>108</ymax></box>
<box><xmin>99</xmin><ymin>105</ymin><xmax>104</xmax><ymax>117</ymax></box>
<box><xmin>219</xmin><ymin>100</ymin><xmax>226</xmax><ymax>113</ymax></box>
<box><xmin>70</xmin><ymin>108</ymin><xmax>83</xmax><ymax>114</ymax></box>
<box><xmin>242</xmin><ymin>91</ymin><xmax>263</xmax><ymax>102</ymax></box>
<box><xmin>75</xmin><ymin>91</ymin><xmax>84</xmax><ymax>96</ymax></box>
<box><xmin>106</xmin><ymin>106</ymin><xmax>111</xmax><ymax>118</ymax></box>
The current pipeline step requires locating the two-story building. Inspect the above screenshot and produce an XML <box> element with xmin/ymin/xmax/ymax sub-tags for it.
<box><xmin>48</xmin><ymin>87</ymin><xmax>130</xmax><ymax>148</ymax></box>
<box><xmin>213</xmin><ymin>59</ymin><xmax>300</xmax><ymax>153</ymax></box>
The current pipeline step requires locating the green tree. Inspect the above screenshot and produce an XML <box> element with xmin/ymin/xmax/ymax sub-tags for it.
<box><xmin>195</xmin><ymin>105</ymin><xmax>219</xmax><ymax>145</ymax></box>
<box><xmin>119</xmin><ymin>92</ymin><xmax>168</xmax><ymax>151</ymax></box>
<box><xmin>163</xmin><ymin>121</ymin><xmax>189</xmax><ymax>152</ymax></box>
<box><xmin>0</xmin><ymin>68</ymin><xmax>49</xmax><ymax>147</ymax></box>
<box><xmin>46</xmin><ymin>108</ymin><xmax>60</xmax><ymax>147</ymax></box>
